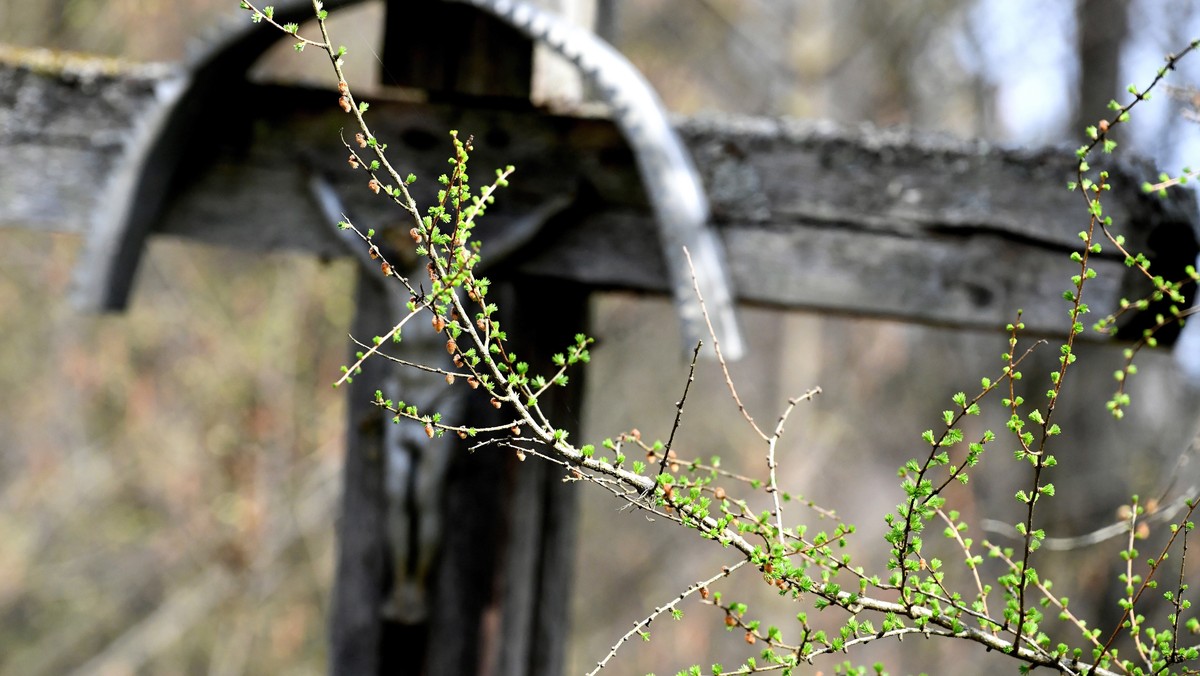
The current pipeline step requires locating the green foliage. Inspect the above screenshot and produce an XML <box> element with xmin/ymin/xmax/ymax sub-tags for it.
<box><xmin>239</xmin><ymin>3</ymin><xmax>1200</xmax><ymax>674</ymax></box>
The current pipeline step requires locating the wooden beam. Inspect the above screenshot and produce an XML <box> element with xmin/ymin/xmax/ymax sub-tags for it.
<box><xmin>2</xmin><ymin>58</ymin><xmax>1195</xmax><ymax>338</ymax></box>
<box><xmin>0</xmin><ymin>46</ymin><xmax>171</xmax><ymax>234</ymax></box>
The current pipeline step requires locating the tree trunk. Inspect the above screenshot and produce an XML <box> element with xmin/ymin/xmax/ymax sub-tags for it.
<box><xmin>1073</xmin><ymin>0</ymin><xmax>1129</xmax><ymax>134</ymax></box>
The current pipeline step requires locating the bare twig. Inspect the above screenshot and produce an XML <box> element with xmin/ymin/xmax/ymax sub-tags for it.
<box><xmin>682</xmin><ymin>246</ymin><xmax>821</xmax><ymax>548</ymax></box>
<box><xmin>587</xmin><ymin>561</ymin><xmax>746</xmax><ymax>675</ymax></box>
<box><xmin>333</xmin><ymin>306</ymin><xmax>425</xmax><ymax>388</ymax></box>
<box><xmin>682</xmin><ymin>247</ymin><xmax>766</xmax><ymax>439</ymax></box>
<box><xmin>764</xmin><ymin>390</ymin><xmax>819</xmax><ymax>548</ymax></box>
<box><xmin>656</xmin><ymin>339</ymin><xmax>703</xmax><ymax>478</ymax></box>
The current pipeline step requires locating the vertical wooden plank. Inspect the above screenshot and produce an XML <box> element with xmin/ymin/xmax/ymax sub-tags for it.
<box><xmin>418</xmin><ymin>278</ymin><xmax>588</xmax><ymax>676</ymax></box>
<box><xmin>328</xmin><ymin>255</ymin><xmax>589</xmax><ymax>676</ymax></box>
<box><xmin>380</xmin><ymin>0</ymin><xmax>533</xmax><ymax>98</ymax></box>
<box><xmin>418</xmin><ymin>395</ymin><xmax>509</xmax><ymax>674</ymax></box>
<box><xmin>493</xmin><ymin>278</ymin><xmax>584</xmax><ymax>676</ymax></box>
<box><xmin>336</xmin><ymin>3</ymin><xmax>595</xmax><ymax>673</ymax></box>
<box><xmin>329</xmin><ymin>272</ymin><xmax>391</xmax><ymax>676</ymax></box>
<box><xmin>380</xmin><ymin>0</ymin><xmax>600</xmax><ymax>105</ymax></box>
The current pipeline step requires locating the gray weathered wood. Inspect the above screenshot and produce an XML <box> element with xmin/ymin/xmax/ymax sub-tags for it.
<box><xmin>0</xmin><ymin>46</ymin><xmax>170</xmax><ymax>234</ymax></box>
<box><xmin>2</xmin><ymin>54</ymin><xmax>1193</xmax><ymax>336</ymax></box>
<box><xmin>330</xmin><ymin>273</ymin><xmax>393</xmax><ymax>676</ymax></box>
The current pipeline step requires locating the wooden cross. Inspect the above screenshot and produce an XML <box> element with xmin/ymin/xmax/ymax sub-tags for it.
<box><xmin>1</xmin><ymin>1</ymin><xmax>1196</xmax><ymax>674</ymax></box>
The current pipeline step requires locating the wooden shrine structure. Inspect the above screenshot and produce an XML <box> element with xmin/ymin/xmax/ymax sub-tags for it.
<box><xmin>1</xmin><ymin>1</ymin><xmax>1197</xmax><ymax>674</ymax></box>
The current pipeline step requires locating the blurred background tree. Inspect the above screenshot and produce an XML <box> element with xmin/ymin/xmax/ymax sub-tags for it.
<box><xmin>2</xmin><ymin>1</ymin><xmax>1200</xmax><ymax>674</ymax></box>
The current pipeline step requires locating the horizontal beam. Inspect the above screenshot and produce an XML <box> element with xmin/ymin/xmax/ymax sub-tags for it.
<box><xmin>2</xmin><ymin>53</ymin><xmax>1195</xmax><ymax>336</ymax></box>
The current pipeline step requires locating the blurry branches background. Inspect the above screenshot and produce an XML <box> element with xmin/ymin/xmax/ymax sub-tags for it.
<box><xmin>2</xmin><ymin>0</ymin><xmax>1200</xmax><ymax>673</ymax></box>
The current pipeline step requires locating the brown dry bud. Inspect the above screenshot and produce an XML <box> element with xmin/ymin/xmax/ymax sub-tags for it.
<box><xmin>338</xmin><ymin>95</ymin><xmax>352</xmax><ymax>113</ymax></box>
<box><xmin>490</xmin><ymin>397</ymin><xmax>502</xmax><ymax>409</ymax></box>
<box><xmin>445</xmin><ymin>339</ymin><xmax>457</xmax><ymax>355</ymax></box>
<box><xmin>515</xmin><ymin>448</ymin><xmax>526</xmax><ymax>461</ymax></box>
<box><xmin>355</xmin><ymin>133</ymin><xmax>367</xmax><ymax>148</ymax></box>
<box><xmin>381</xmin><ymin>262</ymin><xmax>391</xmax><ymax>276</ymax></box>
<box><xmin>1098</xmin><ymin>119</ymin><xmax>1110</xmax><ymax>134</ymax></box>
<box><xmin>724</xmin><ymin>615</ymin><xmax>736</xmax><ymax>627</ymax></box>
<box><xmin>432</xmin><ymin>316</ymin><xmax>446</xmax><ymax>333</ymax></box>
<box><xmin>410</xmin><ymin>227</ymin><xmax>422</xmax><ymax>243</ymax></box>
<box><xmin>337</xmin><ymin>80</ymin><xmax>349</xmax><ymax>94</ymax></box>
<box><xmin>368</xmin><ymin>179</ymin><xmax>380</xmax><ymax>194</ymax></box>
<box><xmin>714</xmin><ymin>487</ymin><xmax>726</xmax><ymax>500</ymax></box>
<box><xmin>424</xmin><ymin>423</ymin><xmax>434</xmax><ymax>438</ymax></box>
<box><xmin>348</xmin><ymin>154</ymin><xmax>358</xmax><ymax>169</ymax></box>
<box><xmin>445</xmin><ymin>373</ymin><xmax>455</xmax><ymax>385</ymax></box>
<box><xmin>699</xmin><ymin>586</ymin><xmax>710</xmax><ymax>600</ymax></box>
<box><xmin>511</xmin><ymin>426</ymin><xmax>521</xmax><ymax>436</ymax></box>
<box><xmin>744</xmin><ymin>632</ymin><xmax>756</xmax><ymax>645</ymax></box>
<box><xmin>630</xmin><ymin>428</ymin><xmax>641</xmax><ymax>441</ymax></box>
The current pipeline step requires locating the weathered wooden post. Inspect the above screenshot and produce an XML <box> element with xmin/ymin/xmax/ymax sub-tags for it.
<box><xmin>330</xmin><ymin>3</ymin><xmax>601</xmax><ymax>673</ymax></box>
